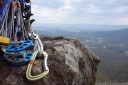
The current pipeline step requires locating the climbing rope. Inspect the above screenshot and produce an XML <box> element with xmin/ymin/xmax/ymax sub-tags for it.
<box><xmin>0</xmin><ymin>0</ymin><xmax>34</xmax><ymax>66</ymax></box>
<box><xmin>0</xmin><ymin>0</ymin><xmax>49</xmax><ymax>80</ymax></box>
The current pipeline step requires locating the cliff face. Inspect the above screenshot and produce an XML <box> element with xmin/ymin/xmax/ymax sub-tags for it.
<box><xmin>0</xmin><ymin>36</ymin><xmax>100</xmax><ymax>85</ymax></box>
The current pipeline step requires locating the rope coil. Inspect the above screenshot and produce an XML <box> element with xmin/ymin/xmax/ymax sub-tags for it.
<box><xmin>0</xmin><ymin>0</ymin><xmax>49</xmax><ymax>80</ymax></box>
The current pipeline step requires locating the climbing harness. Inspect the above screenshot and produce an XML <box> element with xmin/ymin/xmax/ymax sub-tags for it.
<box><xmin>0</xmin><ymin>0</ymin><xmax>49</xmax><ymax>80</ymax></box>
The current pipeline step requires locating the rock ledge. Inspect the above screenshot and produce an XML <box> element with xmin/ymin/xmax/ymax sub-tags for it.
<box><xmin>0</xmin><ymin>36</ymin><xmax>100</xmax><ymax>85</ymax></box>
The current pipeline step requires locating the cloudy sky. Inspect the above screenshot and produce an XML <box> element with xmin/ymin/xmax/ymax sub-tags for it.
<box><xmin>31</xmin><ymin>0</ymin><xmax>128</xmax><ymax>25</ymax></box>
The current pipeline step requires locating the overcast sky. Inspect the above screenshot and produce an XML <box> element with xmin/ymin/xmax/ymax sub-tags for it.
<box><xmin>31</xmin><ymin>0</ymin><xmax>128</xmax><ymax>25</ymax></box>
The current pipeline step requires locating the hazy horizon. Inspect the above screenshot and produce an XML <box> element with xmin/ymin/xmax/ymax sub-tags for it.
<box><xmin>33</xmin><ymin>24</ymin><xmax>128</xmax><ymax>31</ymax></box>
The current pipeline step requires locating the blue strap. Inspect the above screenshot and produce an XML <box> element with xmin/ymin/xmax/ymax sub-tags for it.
<box><xmin>10</xmin><ymin>52</ymin><xmax>34</xmax><ymax>66</ymax></box>
<box><xmin>6</xmin><ymin>40</ymin><xmax>33</xmax><ymax>52</ymax></box>
<box><xmin>0</xmin><ymin>0</ymin><xmax>12</xmax><ymax>30</ymax></box>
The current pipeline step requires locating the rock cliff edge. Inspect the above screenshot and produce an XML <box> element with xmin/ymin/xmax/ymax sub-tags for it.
<box><xmin>0</xmin><ymin>36</ymin><xmax>100</xmax><ymax>85</ymax></box>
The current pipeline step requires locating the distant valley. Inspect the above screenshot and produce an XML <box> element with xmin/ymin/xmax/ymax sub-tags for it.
<box><xmin>36</xmin><ymin>27</ymin><xmax>128</xmax><ymax>82</ymax></box>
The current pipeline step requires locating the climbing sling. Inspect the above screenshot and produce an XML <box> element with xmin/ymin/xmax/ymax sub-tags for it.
<box><xmin>0</xmin><ymin>0</ymin><xmax>49</xmax><ymax>80</ymax></box>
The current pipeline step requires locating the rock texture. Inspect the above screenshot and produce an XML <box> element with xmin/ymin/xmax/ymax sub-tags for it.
<box><xmin>0</xmin><ymin>36</ymin><xmax>100</xmax><ymax>85</ymax></box>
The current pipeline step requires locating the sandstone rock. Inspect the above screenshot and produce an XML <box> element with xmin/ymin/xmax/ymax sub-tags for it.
<box><xmin>0</xmin><ymin>36</ymin><xmax>100</xmax><ymax>85</ymax></box>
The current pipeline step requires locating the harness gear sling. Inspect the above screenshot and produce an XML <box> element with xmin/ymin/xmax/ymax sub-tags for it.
<box><xmin>0</xmin><ymin>0</ymin><xmax>49</xmax><ymax>80</ymax></box>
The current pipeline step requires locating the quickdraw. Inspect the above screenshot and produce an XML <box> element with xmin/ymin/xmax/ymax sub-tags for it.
<box><xmin>0</xmin><ymin>0</ymin><xmax>49</xmax><ymax>81</ymax></box>
<box><xmin>26</xmin><ymin>51</ymin><xmax>49</xmax><ymax>81</ymax></box>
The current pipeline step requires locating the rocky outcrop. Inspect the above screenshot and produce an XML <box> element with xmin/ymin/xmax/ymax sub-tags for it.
<box><xmin>0</xmin><ymin>36</ymin><xmax>100</xmax><ymax>85</ymax></box>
